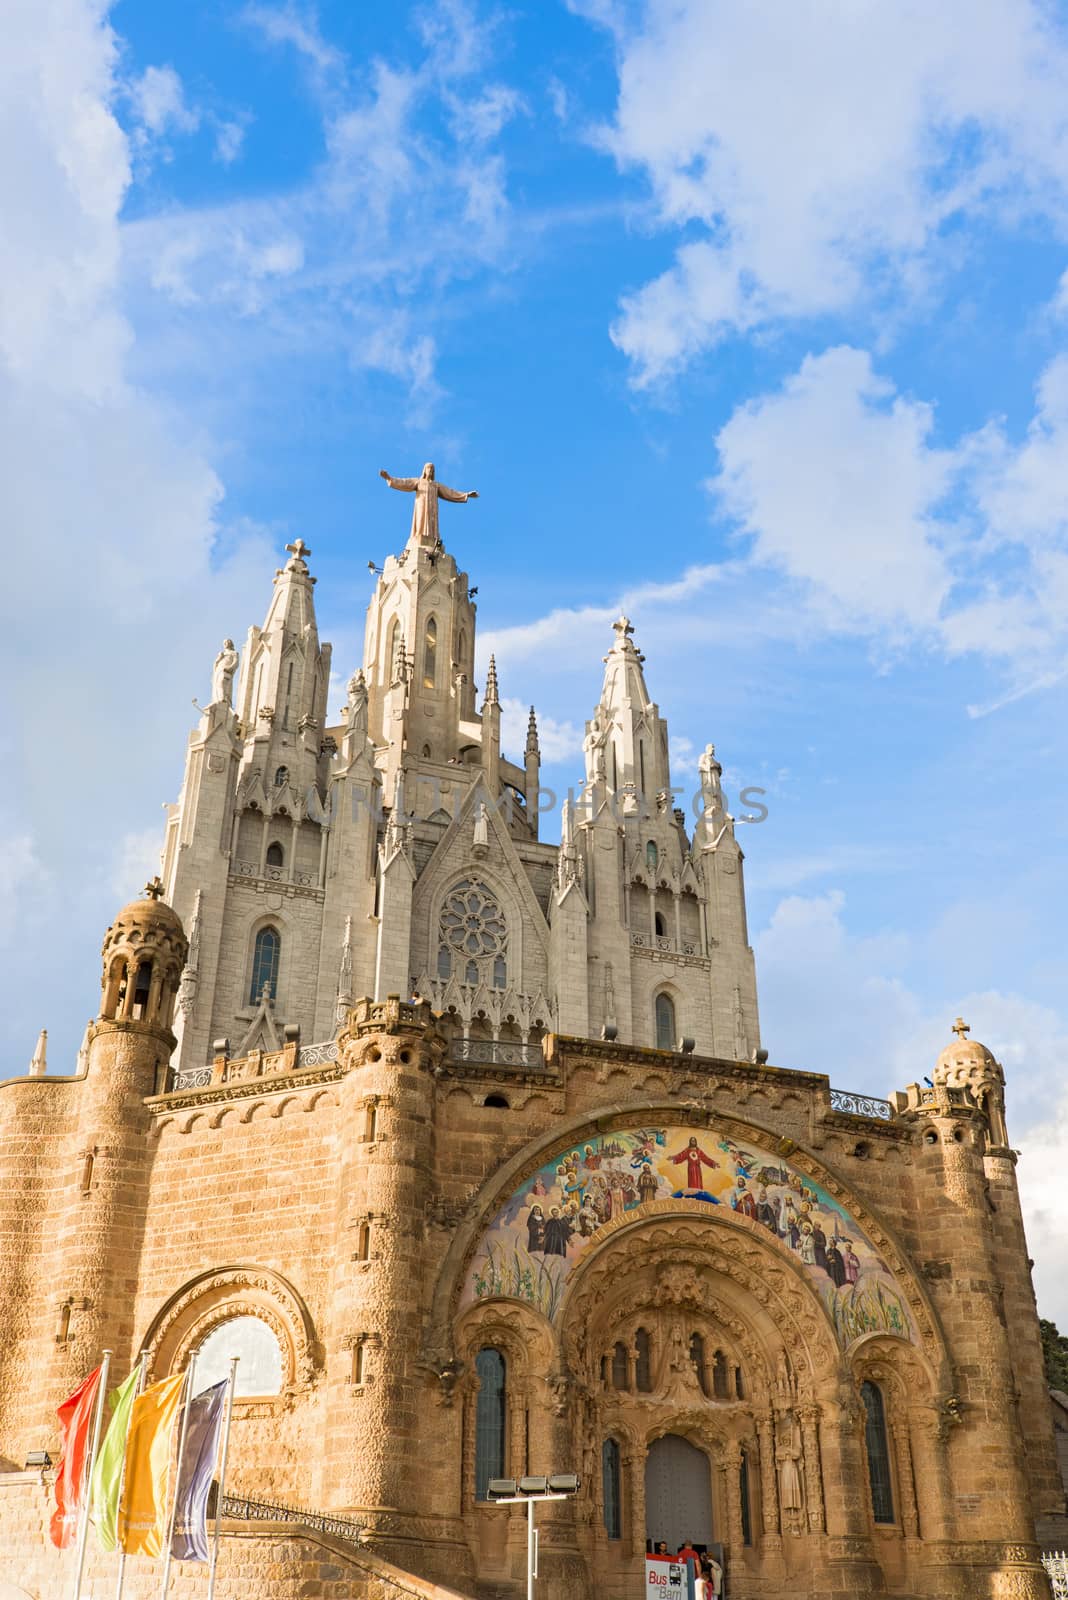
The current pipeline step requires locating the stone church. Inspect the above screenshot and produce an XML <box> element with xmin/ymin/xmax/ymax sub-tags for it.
<box><xmin>0</xmin><ymin>468</ymin><xmax>1064</xmax><ymax>1600</ymax></box>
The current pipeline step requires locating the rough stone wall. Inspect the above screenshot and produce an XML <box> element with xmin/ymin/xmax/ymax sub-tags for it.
<box><xmin>1</xmin><ymin>1018</ymin><xmax>1062</xmax><ymax>1600</ymax></box>
<box><xmin>0</xmin><ymin>1475</ymin><xmax>475</xmax><ymax>1600</ymax></box>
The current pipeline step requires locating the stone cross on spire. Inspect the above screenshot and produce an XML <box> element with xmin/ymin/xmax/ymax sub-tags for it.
<box><xmin>952</xmin><ymin>1016</ymin><xmax>970</xmax><ymax>1039</ymax></box>
<box><xmin>285</xmin><ymin>539</ymin><xmax>312</xmax><ymax>566</ymax></box>
<box><xmin>144</xmin><ymin>876</ymin><xmax>164</xmax><ymax>901</ymax></box>
<box><xmin>613</xmin><ymin>615</ymin><xmax>635</xmax><ymax>641</ymax></box>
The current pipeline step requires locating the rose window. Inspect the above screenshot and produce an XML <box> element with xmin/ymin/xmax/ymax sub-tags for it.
<box><xmin>437</xmin><ymin>879</ymin><xmax>507</xmax><ymax>988</ymax></box>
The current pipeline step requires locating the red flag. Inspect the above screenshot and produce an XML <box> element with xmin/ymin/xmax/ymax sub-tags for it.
<box><xmin>50</xmin><ymin>1365</ymin><xmax>103</xmax><ymax>1549</ymax></box>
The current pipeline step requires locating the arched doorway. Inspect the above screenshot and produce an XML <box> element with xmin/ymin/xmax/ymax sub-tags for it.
<box><xmin>645</xmin><ymin>1434</ymin><xmax>713</xmax><ymax>1553</ymax></box>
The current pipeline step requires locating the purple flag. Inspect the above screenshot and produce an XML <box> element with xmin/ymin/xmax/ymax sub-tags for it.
<box><xmin>170</xmin><ymin>1380</ymin><xmax>227</xmax><ymax>1562</ymax></box>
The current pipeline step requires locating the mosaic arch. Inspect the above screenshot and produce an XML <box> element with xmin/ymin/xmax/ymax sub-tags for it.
<box><xmin>460</xmin><ymin>1124</ymin><xmax>917</xmax><ymax>1349</ymax></box>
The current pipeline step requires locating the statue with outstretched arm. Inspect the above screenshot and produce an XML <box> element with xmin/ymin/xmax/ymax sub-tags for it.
<box><xmin>380</xmin><ymin>462</ymin><xmax>478</xmax><ymax>547</ymax></box>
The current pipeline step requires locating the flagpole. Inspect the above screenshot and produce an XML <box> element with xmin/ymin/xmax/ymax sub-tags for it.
<box><xmin>159</xmin><ymin>1356</ymin><xmax>196</xmax><ymax>1600</ymax></box>
<box><xmin>206</xmin><ymin>1359</ymin><xmax>239</xmax><ymax>1600</ymax></box>
<box><xmin>71</xmin><ymin>1349</ymin><xmax>112</xmax><ymax>1600</ymax></box>
<box><xmin>114</xmin><ymin>1351</ymin><xmax>150</xmax><ymax>1600</ymax></box>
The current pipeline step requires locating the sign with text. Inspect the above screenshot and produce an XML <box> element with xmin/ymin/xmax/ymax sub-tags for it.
<box><xmin>644</xmin><ymin>1554</ymin><xmax>725</xmax><ymax>1600</ymax></box>
<box><xmin>645</xmin><ymin>1556</ymin><xmax>691</xmax><ymax>1600</ymax></box>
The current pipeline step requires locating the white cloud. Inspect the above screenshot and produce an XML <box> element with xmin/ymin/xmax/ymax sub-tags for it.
<box><xmin>0</xmin><ymin>828</ymin><xmax>47</xmax><ymax>945</ymax></box>
<box><xmin>213</xmin><ymin>117</ymin><xmax>248</xmax><ymax>166</ymax></box>
<box><xmin>583</xmin><ymin>0</ymin><xmax>1068</xmax><ymax>383</ymax></box>
<box><xmin>499</xmin><ymin>698</ymin><xmax>583</xmax><ymax>766</ymax></box>
<box><xmin>128</xmin><ymin>65</ymin><xmax>200</xmax><ymax>138</ymax></box>
<box><xmin>754</xmin><ymin>890</ymin><xmax>1068</xmax><ymax>1324</ymax></box>
<box><xmin>124</xmin><ymin>7</ymin><xmax>522</xmax><ymax>406</ymax></box>
<box><xmin>0</xmin><ymin>0</ymin><xmax>268</xmax><ymax>1070</ymax></box>
<box><xmin>713</xmin><ymin>347</ymin><xmax>954</xmax><ymax>636</ymax></box>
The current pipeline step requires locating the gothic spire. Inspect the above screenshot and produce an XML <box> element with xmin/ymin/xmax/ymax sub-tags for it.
<box><xmin>484</xmin><ymin>654</ymin><xmax>499</xmax><ymax>706</ymax></box>
<box><xmin>526</xmin><ymin>705</ymin><xmax>540</xmax><ymax>756</ymax></box>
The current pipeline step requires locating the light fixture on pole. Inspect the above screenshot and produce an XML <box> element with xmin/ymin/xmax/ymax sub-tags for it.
<box><xmin>485</xmin><ymin>1473</ymin><xmax>580</xmax><ymax>1600</ymax></box>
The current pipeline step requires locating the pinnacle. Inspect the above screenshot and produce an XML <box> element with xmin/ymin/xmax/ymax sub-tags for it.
<box><xmin>484</xmin><ymin>654</ymin><xmax>499</xmax><ymax>705</ymax></box>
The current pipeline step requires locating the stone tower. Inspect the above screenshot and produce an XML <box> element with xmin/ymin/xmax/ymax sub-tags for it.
<box><xmin>161</xmin><ymin>476</ymin><xmax>760</xmax><ymax>1081</ymax></box>
<box><xmin>0</xmin><ymin>881</ymin><xmax>186</xmax><ymax>1461</ymax></box>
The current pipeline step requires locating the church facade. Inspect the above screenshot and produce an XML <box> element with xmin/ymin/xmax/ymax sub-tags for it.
<box><xmin>0</xmin><ymin>475</ymin><xmax>1063</xmax><ymax>1600</ymax></box>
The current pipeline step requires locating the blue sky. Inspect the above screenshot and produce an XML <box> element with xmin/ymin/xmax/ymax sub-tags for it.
<box><xmin>4</xmin><ymin>0</ymin><xmax>1068</xmax><ymax>1316</ymax></box>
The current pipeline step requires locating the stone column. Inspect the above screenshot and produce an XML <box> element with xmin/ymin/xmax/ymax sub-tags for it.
<box><xmin>756</xmin><ymin>1413</ymin><xmax>780</xmax><ymax>1537</ymax></box>
<box><xmin>798</xmin><ymin>1405</ymin><xmax>825</xmax><ymax>1534</ymax></box>
<box><xmin>625</xmin><ymin>1449</ymin><xmax>647</xmax><ymax>1560</ymax></box>
<box><xmin>720</xmin><ymin>1438</ymin><xmax>745</xmax><ymax>1554</ymax></box>
<box><xmin>889</xmin><ymin>1416</ymin><xmax>918</xmax><ymax>1540</ymax></box>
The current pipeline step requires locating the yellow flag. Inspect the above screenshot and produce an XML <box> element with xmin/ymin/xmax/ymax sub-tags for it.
<box><xmin>117</xmin><ymin>1373</ymin><xmax>185</xmax><ymax>1556</ymax></box>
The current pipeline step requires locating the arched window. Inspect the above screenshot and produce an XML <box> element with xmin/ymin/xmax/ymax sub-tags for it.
<box><xmin>386</xmin><ymin>618</ymin><xmax>400</xmax><ymax>681</ymax></box>
<box><xmin>655</xmin><ymin>992</ymin><xmax>676</xmax><ymax>1051</ymax></box>
<box><xmin>611</xmin><ymin>1341</ymin><xmax>629</xmax><ymax>1391</ymax></box>
<box><xmin>422</xmin><ymin>744</ymin><xmax>432</xmax><ymax>759</ymax></box>
<box><xmin>457</xmin><ymin>628</ymin><xmax>467</xmax><ymax>666</ymax></box>
<box><xmin>861</xmin><ymin>1380</ymin><xmax>895</xmax><ymax>1524</ymax></box>
<box><xmin>690</xmin><ymin>1332</ymin><xmax>708</xmax><ymax>1396</ymax></box>
<box><xmin>266</xmin><ymin>841</ymin><xmax>284</xmax><ymax>869</ymax></box>
<box><xmin>438</xmin><ymin>880</ymin><xmax>508</xmax><ymax>992</ymax></box>
<box><xmin>274</xmin><ymin>766</ymin><xmax>288</xmax><ymax>788</ymax></box>
<box><xmin>635</xmin><ymin>1327</ymin><xmax>652</xmax><ymax>1392</ymax></box>
<box><xmin>484</xmin><ymin>1094</ymin><xmax>509</xmax><ymax>1109</ymax></box>
<box><xmin>195</xmin><ymin>1316</ymin><xmax>283</xmax><ymax>1397</ymax></box>
<box><xmin>283</xmin><ymin>662</ymin><xmax>294</xmax><ymax>726</ymax></box>
<box><xmin>602</xmin><ymin>1439</ymin><xmax>622</xmax><ymax>1540</ymax></box>
<box><xmin>423</xmin><ymin>616</ymin><xmax>438</xmax><ymax>688</ymax></box>
<box><xmin>713</xmin><ymin>1349</ymin><xmax>729</xmax><ymax>1399</ymax></box>
<box><xmin>249</xmin><ymin>927</ymin><xmax>280</xmax><ymax>1004</ymax></box>
<box><xmin>131</xmin><ymin>962</ymin><xmax>153</xmax><ymax>1020</ymax></box>
<box><xmin>474</xmin><ymin>1348</ymin><xmax>506</xmax><ymax>1499</ymax></box>
<box><xmin>654</xmin><ymin>911</ymin><xmax>667</xmax><ymax>937</ymax></box>
<box><xmin>646</xmin><ymin>840</ymin><xmax>658</xmax><ymax>871</ymax></box>
<box><xmin>356</xmin><ymin>1221</ymin><xmax>371</xmax><ymax>1261</ymax></box>
<box><xmin>740</xmin><ymin>1449</ymin><xmax>752</xmax><ymax>1545</ymax></box>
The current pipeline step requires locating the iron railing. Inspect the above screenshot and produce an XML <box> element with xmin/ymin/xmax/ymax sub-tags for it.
<box><xmin>220</xmin><ymin>1491</ymin><xmax>364</xmax><ymax>1548</ymax></box>
<box><xmin>450</xmin><ymin>1038</ymin><xmax>545</xmax><ymax>1070</ymax></box>
<box><xmin>828</xmin><ymin>1088</ymin><xmax>893</xmax><ymax>1121</ymax></box>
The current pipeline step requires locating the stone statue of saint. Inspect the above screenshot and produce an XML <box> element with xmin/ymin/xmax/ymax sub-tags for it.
<box><xmin>211</xmin><ymin>639</ymin><xmax>239</xmax><ymax>706</ymax></box>
<box><xmin>380</xmin><ymin>463</ymin><xmax>478</xmax><ymax>547</ymax></box>
<box><xmin>346</xmin><ymin>671</ymin><xmax>368</xmax><ymax>734</ymax></box>
<box><xmin>776</xmin><ymin>1414</ymin><xmax>804</xmax><ymax>1518</ymax></box>
<box><xmin>583</xmin><ymin>714</ymin><xmax>608</xmax><ymax>782</ymax></box>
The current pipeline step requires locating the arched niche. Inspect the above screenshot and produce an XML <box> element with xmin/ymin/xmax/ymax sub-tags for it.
<box><xmin>427</xmin><ymin>1103</ymin><xmax>949</xmax><ymax>1387</ymax></box>
<box><xmin>140</xmin><ymin>1264</ymin><xmax>319</xmax><ymax>1404</ymax></box>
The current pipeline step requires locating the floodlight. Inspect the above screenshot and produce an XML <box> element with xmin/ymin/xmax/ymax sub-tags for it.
<box><xmin>487</xmin><ymin>1479</ymin><xmax>517</xmax><ymax>1499</ymax></box>
<box><xmin>519</xmin><ymin>1476</ymin><xmax>548</xmax><ymax>1495</ymax></box>
<box><xmin>24</xmin><ymin>1450</ymin><xmax>51</xmax><ymax>1469</ymax></box>
<box><xmin>547</xmin><ymin>1473</ymin><xmax>579</xmax><ymax>1495</ymax></box>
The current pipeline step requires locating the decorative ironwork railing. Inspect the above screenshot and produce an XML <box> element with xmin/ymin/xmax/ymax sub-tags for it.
<box><xmin>828</xmin><ymin>1088</ymin><xmax>893</xmax><ymax>1121</ymax></box>
<box><xmin>1045</xmin><ymin>1552</ymin><xmax>1068</xmax><ymax>1599</ymax></box>
<box><xmin>170</xmin><ymin>1064</ymin><xmax>214</xmax><ymax>1092</ymax></box>
<box><xmin>450</xmin><ymin>1038</ymin><xmax>545</xmax><ymax>1070</ymax></box>
<box><xmin>297</xmin><ymin>1040</ymin><xmax>339</xmax><ymax>1069</ymax></box>
<box><xmin>220</xmin><ymin>1492</ymin><xmax>364</xmax><ymax>1548</ymax></box>
<box><xmin>630</xmin><ymin>930</ymin><xmax>701</xmax><ymax>958</ymax></box>
<box><xmin>169</xmin><ymin>1038</ymin><xmax>339</xmax><ymax>1093</ymax></box>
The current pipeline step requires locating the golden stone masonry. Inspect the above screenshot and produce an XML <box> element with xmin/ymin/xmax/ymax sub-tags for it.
<box><xmin>1</xmin><ymin>474</ymin><xmax>1064</xmax><ymax>1600</ymax></box>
